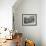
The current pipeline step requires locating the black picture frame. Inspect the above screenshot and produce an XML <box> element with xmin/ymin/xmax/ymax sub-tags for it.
<box><xmin>22</xmin><ymin>14</ymin><xmax>37</xmax><ymax>26</ymax></box>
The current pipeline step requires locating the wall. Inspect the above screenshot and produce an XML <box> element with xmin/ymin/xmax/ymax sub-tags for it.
<box><xmin>0</xmin><ymin>0</ymin><xmax>16</xmax><ymax>30</ymax></box>
<box><xmin>41</xmin><ymin>0</ymin><xmax>46</xmax><ymax>46</ymax></box>
<box><xmin>13</xmin><ymin>0</ymin><xmax>41</xmax><ymax>46</ymax></box>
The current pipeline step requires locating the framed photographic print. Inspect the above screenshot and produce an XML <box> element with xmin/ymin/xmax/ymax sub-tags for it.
<box><xmin>22</xmin><ymin>14</ymin><xmax>37</xmax><ymax>26</ymax></box>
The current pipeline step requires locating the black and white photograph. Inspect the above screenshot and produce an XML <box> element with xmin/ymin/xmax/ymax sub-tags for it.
<box><xmin>22</xmin><ymin>14</ymin><xmax>37</xmax><ymax>26</ymax></box>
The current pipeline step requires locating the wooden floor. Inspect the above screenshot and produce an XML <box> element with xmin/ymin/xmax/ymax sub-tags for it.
<box><xmin>0</xmin><ymin>39</ymin><xmax>16</xmax><ymax>46</ymax></box>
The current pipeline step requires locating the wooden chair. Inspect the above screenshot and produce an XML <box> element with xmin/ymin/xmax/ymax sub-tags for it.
<box><xmin>25</xmin><ymin>40</ymin><xmax>35</xmax><ymax>46</ymax></box>
<box><xmin>14</xmin><ymin>33</ymin><xmax>23</xmax><ymax>46</ymax></box>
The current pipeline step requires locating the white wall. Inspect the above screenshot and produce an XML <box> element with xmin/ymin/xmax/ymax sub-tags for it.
<box><xmin>0</xmin><ymin>0</ymin><xmax>16</xmax><ymax>29</ymax></box>
<box><xmin>13</xmin><ymin>0</ymin><xmax>41</xmax><ymax>46</ymax></box>
<box><xmin>41</xmin><ymin>0</ymin><xmax>46</xmax><ymax>46</ymax></box>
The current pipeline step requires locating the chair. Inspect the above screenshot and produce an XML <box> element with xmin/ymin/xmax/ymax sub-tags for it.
<box><xmin>25</xmin><ymin>40</ymin><xmax>35</xmax><ymax>46</ymax></box>
<box><xmin>15</xmin><ymin>33</ymin><xmax>23</xmax><ymax>46</ymax></box>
